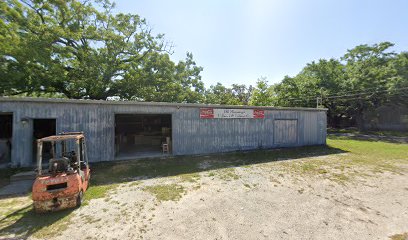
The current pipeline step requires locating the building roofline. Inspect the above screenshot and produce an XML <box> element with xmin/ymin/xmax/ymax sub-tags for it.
<box><xmin>0</xmin><ymin>97</ymin><xmax>328</xmax><ymax>112</ymax></box>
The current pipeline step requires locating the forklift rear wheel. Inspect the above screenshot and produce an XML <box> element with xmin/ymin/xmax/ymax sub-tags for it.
<box><xmin>77</xmin><ymin>191</ymin><xmax>84</xmax><ymax>207</ymax></box>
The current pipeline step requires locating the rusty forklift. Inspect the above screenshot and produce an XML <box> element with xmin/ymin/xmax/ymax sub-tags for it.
<box><xmin>32</xmin><ymin>132</ymin><xmax>91</xmax><ymax>213</ymax></box>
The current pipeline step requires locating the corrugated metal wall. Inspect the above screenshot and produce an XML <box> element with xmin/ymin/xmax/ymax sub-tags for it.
<box><xmin>0</xmin><ymin>99</ymin><xmax>327</xmax><ymax>167</ymax></box>
<box><xmin>173</xmin><ymin>109</ymin><xmax>327</xmax><ymax>155</ymax></box>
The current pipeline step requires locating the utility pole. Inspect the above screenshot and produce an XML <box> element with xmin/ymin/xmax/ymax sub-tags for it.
<box><xmin>316</xmin><ymin>88</ymin><xmax>324</xmax><ymax>108</ymax></box>
<box><xmin>316</xmin><ymin>97</ymin><xmax>322</xmax><ymax>108</ymax></box>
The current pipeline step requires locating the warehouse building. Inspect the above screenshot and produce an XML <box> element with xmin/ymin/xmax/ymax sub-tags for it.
<box><xmin>0</xmin><ymin>97</ymin><xmax>327</xmax><ymax>167</ymax></box>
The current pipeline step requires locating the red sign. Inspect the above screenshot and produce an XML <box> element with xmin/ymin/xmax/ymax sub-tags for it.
<box><xmin>200</xmin><ymin>108</ymin><xmax>214</xmax><ymax>118</ymax></box>
<box><xmin>200</xmin><ymin>108</ymin><xmax>264</xmax><ymax>119</ymax></box>
<box><xmin>253</xmin><ymin>109</ymin><xmax>265</xmax><ymax>119</ymax></box>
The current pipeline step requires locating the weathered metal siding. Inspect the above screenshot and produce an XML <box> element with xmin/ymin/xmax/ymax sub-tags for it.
<box><xmin>273</xmin><ymin>120</ymin><xmax>298</xmax><ymax>145</ymax></box>
<box><xmin>173</xmin><ymin>109</ymin><xmax>327</xmax><ymax>155</ymax></box>
<box><xmin>0</xmin><ymin>99</ymin><xmax>327</xmax><ymax>167</ymax></box>
<box><xmin>173</xmin><ymin>108</ymin><xmax>266</xmax><ymax>154</ymax></box>
<box><xmin>0</xmin><ymin>102</ymin><xmax>116</xmax><ymax>166</ymax></box>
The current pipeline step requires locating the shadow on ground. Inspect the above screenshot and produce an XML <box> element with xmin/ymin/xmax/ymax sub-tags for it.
<box><xmin>90</xmin><ymin>144</ymin><xmax>347</xmax><ymax>186</ymax></box>
<box><xmin>0</xmin><ymin>205</ymin><xmax>73</xmax><ymax>238</ymax></box>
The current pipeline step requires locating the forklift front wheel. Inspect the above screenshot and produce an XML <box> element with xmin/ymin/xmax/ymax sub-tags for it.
<box><xmin>76</xmin><ymin>191</ymin><xmax>84</xmax><ymax>207</ymax></box>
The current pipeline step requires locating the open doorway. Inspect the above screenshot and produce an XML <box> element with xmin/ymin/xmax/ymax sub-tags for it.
<box><xmin>33</xmin><ymin>119</ymin><xmax>56</xmax><ymax>163</ymax></box>
<box><xmin>115</xmin><ymin>114</ymin><xmax>172</xmax><ymax>159</ymax></box>
<box><xmin>0</xmin><ymin>113</ymin><xmax>13</xmax><ymax>164</ymax></box>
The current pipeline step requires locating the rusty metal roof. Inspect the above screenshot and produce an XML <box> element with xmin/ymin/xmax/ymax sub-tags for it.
<box><xmin>38</xmin><ymin>134</ymin><xmax>84</xmax><ymax>142</ymax></box>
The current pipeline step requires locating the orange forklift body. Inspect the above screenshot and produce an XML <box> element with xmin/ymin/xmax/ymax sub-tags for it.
<box><xmin>32</xmin><ymin>132</ymin><xmax>91</xmax><ymax>213</ymax></box>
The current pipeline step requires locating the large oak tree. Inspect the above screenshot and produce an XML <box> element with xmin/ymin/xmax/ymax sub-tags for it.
<box><xmin>0</xmin><ymin>0</ymin><xmax>204</xmax><ymax>101</ymax></box>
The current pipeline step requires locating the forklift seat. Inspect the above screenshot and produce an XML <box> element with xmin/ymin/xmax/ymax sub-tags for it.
<box><xmin>49</xmin><ymin>157</ymin><xmax>70</xmax><ymax>174</ymax></box>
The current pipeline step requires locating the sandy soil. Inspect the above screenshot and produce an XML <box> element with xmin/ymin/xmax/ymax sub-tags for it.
<box><xmin>45</xmin><ymin>160</ymin><xmax>408</xmax><ymax>240</ymax></box>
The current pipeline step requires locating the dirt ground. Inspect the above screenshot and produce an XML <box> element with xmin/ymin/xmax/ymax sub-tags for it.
<box><xmin>1</xmin><ymin>138</ymin><xmax>407</xmax><ymax>240</ymax></box>
<box><xmin>54</xmin><ymin>160</ymin><xmax>407</xmax><ymax>239</ymax></box>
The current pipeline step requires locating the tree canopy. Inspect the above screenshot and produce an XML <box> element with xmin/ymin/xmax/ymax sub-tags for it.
<box><xmin>273</xmin><ymin>42</ymin><xmax>408</xmax><ymax>128</ymax></box>
<box><xmin>0</xmin><ymin>0</ymin><xmax>204</xmax><ymax>101</ymax></box>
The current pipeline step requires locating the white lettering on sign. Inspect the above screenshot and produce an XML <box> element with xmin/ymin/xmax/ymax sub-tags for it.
<box><xmin>214</xmin><ymin>109</ymin><xmax>252</xmax><ymax>118</ymax></box>
<box><xmin>200</xmin><ymin>108</ymin><xmax>265</xmax><ymax>119</ymax></box>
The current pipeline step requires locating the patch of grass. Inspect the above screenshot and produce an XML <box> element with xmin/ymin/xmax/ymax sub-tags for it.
<box><xmin>329</xmin><ymin>173</ymin><xmax>351</xmax><ymax>185</ymax></box>
<box><xmin>317</xmin><ymin>168</ymin><xmax>329</xmax><ymax>174</ymax></box>
<box><xmin>128</xmin><ymin>181</ymin><xmax>141</xmax><ymax>187</ymax></box>
<box><xmin>144</xmin><ymin>184</ymin><xmax>185</xmax><ymax>202</ymax></box>
<box><xmin>217</xmin><ymin>168</ymin><xmax>240</xmax><ymax>181</ymax></box>
<box><xmin>33</xmin><ymin>212</ymin><xmax>74</xmax><ymax>239</ymax></box>
<box><xmin>277</xmin><ymin>159</ymin><xmax>330</xmax><ymax>178</ymax></box>
<box><xmin>390</xmin><ymin>232</ymin><xmax>408</xmax><ymax>240</ymax></box>
<box><xmin>243</xmin><ymin>183</ymin><xmax>251</xmax><ymax>188</ymax></box>
<box><xmin>0</xmin><ymin>197</ymin><xmax>30</xmax><ymax>217</ymax></box>
<box><xmin>207</xmin><ymin>172</ymin><xmax>216</xmax><ymax>177</ymax></box>
<box><xmin>178</xmin><ymin>173</ymin><xmax>200</xmax><ymax>183</ymax></box>
<box><xmin>83</xmin><ymin>215</ymin><xmax>101</xmax><ymax>224</ymax></box>
<box><xmin>328</xmin><ymin>137</ymin><xmax>406</xmax><ymax>157</ymax></box>
<box><xmin>326</xmin><ymin>137</ymin><xmax>407</xmax><ymax>180</ymax></box>
<box><xmin>299</xmin><ymin>162</ymin><xmax>325</xmax><ymax>174</ymax></box>
<box><xmin>269</xmin><ymin>177</ymin><xmax>281</xmax><ymax>184</ymax></box>
<box><xmin>328</xmin><ymin>138</ymin><xmax>407</xmax><ymax>166</ymax></box>
<box><xmin>270</xmin><ymin>136</ymin><xmax>408</xmax><ymax>185</ymax></box>
<box><xmin>327</xmin><ymin>128</ymin><xmax>359</xmax><ymax>134</ymax></box>
<box><xmin>83</xmin><ymin>184</ymin><xmax>118</xmax><ymax>204</ymax></box>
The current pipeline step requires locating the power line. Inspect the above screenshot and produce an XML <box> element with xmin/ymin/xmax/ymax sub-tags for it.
<box><xmin>324</xmin><ymin>92</ymin><xmax>407</xmax><ymax>103</ymax></box>
<box><xmin>283</xmin><ymin>85</ymin><xmax>391</xmax><ymax>101</ymax></box>
<box><xmin>325</xmin><ymin>87</ymin><xmax>408</xmax><ymax>99</ymax></box>
<box><xmin>283</xmin><ymin>92</ymin><xmax>408</xmax><ymax>107</ymax></box>
<box><xmin>284</xmin><ymin>87</ymin><xmax>408</xmax><ymax>103</ymax></box>
<box><xmin>322</xmin><ymin>85</ymin><xmax>389</xmax><ymax>96</ymax></box>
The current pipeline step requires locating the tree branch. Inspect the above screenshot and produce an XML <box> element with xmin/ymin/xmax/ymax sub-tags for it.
<box><xmin>21</xmin><ymin>0</ymin><xmax>45</xmax><ymax>24</ymax></box>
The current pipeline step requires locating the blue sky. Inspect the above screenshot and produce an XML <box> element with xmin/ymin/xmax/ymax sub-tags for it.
<box><xmin>114</xmin><ymin>0</ymin><xmax>408</xmax><ymax>87</ymax></box>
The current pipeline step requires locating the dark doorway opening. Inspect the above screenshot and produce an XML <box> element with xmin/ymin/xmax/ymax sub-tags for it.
<box><xmin>115</xmin><ymin>114</ymin><xmax>172</xmax><ymax>159</ymax></box>
<box><xmin>0</xmin><ymin>114</ymin><xmax>13</xmax><ymax>164</ymax></box>
<box><xmin>33</xmin><ymin>119</ymin><xmax>56</xmax><ymax>163</ymax></box>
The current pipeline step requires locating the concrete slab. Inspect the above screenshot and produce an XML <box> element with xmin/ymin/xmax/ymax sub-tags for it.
<box><xmin>10</xmin><ymin>171</ymin><xmax>36</xmax><ymax>182</ymax></box>
<box><xmin>0</xmin><ymin>180</ymin><xmax>32</xmax><ymax>198</ymax></box>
